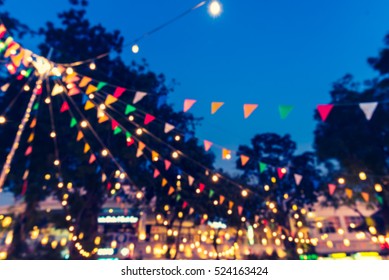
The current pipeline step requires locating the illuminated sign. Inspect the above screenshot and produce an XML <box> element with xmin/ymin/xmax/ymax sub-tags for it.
<box><xmin>97</xmin><ymin>248</ymin><xmax>115</xmax><ymax>256</ymax></box>
<box><xmin>207</xmin><ymin>221</ymin><xmax>227</xmax><ymax>229</ymax></box>
<box><xmin>247</xmin><ymin>225</ymin><xmax>254</xmax><ymax>245</ymax></box>
<box><xmin>98</xmin><ymin>215</ymin><xmax>139</xmax><ymax>224</ymax></box>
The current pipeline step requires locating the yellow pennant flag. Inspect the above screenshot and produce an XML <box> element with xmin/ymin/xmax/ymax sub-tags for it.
<box><xmin>84</xmin><ymin>100</ymin><xmax>95</xmax><ymax>110</ymax></box>
<box><xmin>105</xmin><ymin>95</ymin><xmax>118</xmax><ymax>106</ymax></box>
<box><xmin>11</xmin><ymin>50</ymin><xmax>24</xmax><ymax>67</ymax></box>
<box><xmin>161</xmin><ymin>178</ymin><xmax>168</xmax><ymax>187</ymax></box>
<box><xmin>27</xmin><ymin>133</ymin><xmax>34</xmax><ymax>143</ymax></box>
<box><xmin>86</xmin><ymin>84</ymin><xmax>97</xmax><ymax>94</ymax></box>
<box><xmin>98</xmin><ymin>115</ymin><xmax>109</xmax><ymax>123</ymax></box>
<box><xmin>168</xmin><ymin>186</ymin><xmax>175</xmax><ymax>195</ymax></box>
<box><xmin>79</xmin><ymin>77</ymin><xmax>92</xmax><ymax>88</ymax></box>
<box><xmin>211</xmin><ymin>102</ymin><xmax>224</xmax><ymax>114</ymax></box>
<box><xmin>83</xmin><ymin>143</ymin><xmax>90</xmax><ymax>153</ymax></box>
<box><xmin>76</xmin><ymin>131</ymin><xmax>84</xmax><ymax>142</ymax></box>
<box><xmin>64</xmin><ymin>72</ymin><xmax>77</xmax><ymax>84</ymax></box>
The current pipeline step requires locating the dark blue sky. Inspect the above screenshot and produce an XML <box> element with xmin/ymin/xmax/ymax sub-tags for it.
<box><xmin>4</xmin><ymin>0</ymin><xmax>389</xmax><ymax>171</ymax></box>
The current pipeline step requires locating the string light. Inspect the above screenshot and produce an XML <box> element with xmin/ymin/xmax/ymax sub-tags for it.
<box><xmin>172</xmin><ymin>151</ymin><xmax>179</xmax><ymax>159</ymax></box>
<box><xmin>241</xmin><ymin>189</ymin><xmax>248</xmax><ymax>197</ymax></box>
<box><xmin>174</xmin><ymin>135</ymin><xmax>181</xmax><ymax>141</ymax></box>
<box><xmin>50</xmin><ymin>131</ymin><xmax>56</xmax><ymax>138</ymax></box>
<box><xmin>208</xmin><ymin>0</ymin><xmax>222</xmax><ymax>17</ymax></box>
<box><xmin>23</xmin><ymin>85</ymin><xmax>30</xmax><ymax>91</ymax></box>
<box><xmin>359</xmin><ymin>172</ymin><xmax>367</xmax><ymax>180</ymax></box>
<box><xmin>128</xmin><ymin>115</ymin><xmax>134</xmax><ymax>121</ymax></box>
<box><xmin>89</xmin><ymin>62</ymin><xmax>96</xmax><ymax>70</ymax></box>
<box><xmin>80</xmin><ymin>120</ymin><xmax>88</xmax><ymax>128</ymax></box>
<box><xmin>136</xmin><ymin>128</ymin><xmax>143</xmax><ymax>135</ymax></box>
<box><xmin>375</xmin><ymin>184</ymin><xmax>383</xmax><ymax>192</ymax></box>
<box><xmin>0</xmin><ymin>116</ymin><xmax>6</xmax><ymax>124</ymax></box>
<box><xmin>44</xmin><ymin>97</ymin><xmax>51</xmax><ymax>104</ymax></box>
<box><xmin>338</xmin><ymin>177</ymin><xmax>345</xmax><ymax>184</ymax></box>
<box><xmin>99</xmin><ymin>104</ymin><xmax>106</xmax><ymax>110</ymax></box>
<box><xmin>132</xmin><ymin>44</ymin><xmax>139</xmax><ymax>54</ymax></box>
<box><xmin>101</xmin><ymin>149</ymin><xmax>109</xmax><ymax>157</ymax></box>
<box><xmin>212</xmin><ymin>174</ymin><xmax>219</xmax><ymax>182</ymax></box>
<box><xmin>66</xmin><ymin>67</ymin><xmax>74</xmax><ymax>75</ymax></box>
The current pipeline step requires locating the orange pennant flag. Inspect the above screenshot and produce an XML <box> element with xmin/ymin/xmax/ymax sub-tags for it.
<box><xmin>30</xmin><ymin>118</ymin><xmax>37</xmax><ymax>128</ymax></box>
<box><xmin>240</xmin><ymin>155</ymin><xmax>250</xmax><ymax>166</ymax></box>
<box><xmin>168</xmin><ymin>186</ymin><xmax>175</xmax><ymax>195</ymax></box>
<box><xmin>84</xmin><ymin>100</ymin><xmax>95</xmax><ymax>110</ymax></box>
<box><xmin>222</xmin><ymin>148</ymin><xmax>231</xmax><ymax>160</ymax></box>
<box><xmin>98</xmin><ymin>115</ymin><xmax>109</xmax><ymax>123</ymax></box>
<box><xmin>105</xmin><ymin>94</ymin><xmax>118</xmax><ymax>106</ymax></box>
<box><xmin>11</xmin><ymin>50</ymin><xmax>24</xmax><ymax>67</ymax></box>
<box><xmin>68</xmin><ymin>87</ymin><xmax>81</xmax><ymax>96</ymax></box>
<box><xmin>211</xmin><ymin>102</ymin><xmax>224</xmax><ymax>114</ymax></box>
<box><xmin>136</xmin><ymin>149</ymin><xmax>143</xmax><ymax>158</ymax></box>
<box><xmin>152</xmin><ymin>151</ymin><xmax>159</xmax><ymax>161</ymax></box>
<box><xmin>229</xmin><ymin>201</ymin><xmax>234</xmax><ymax>209</ymax></box>
<box><xmin>345</xmin><ymin>188</ymin><xmax>353</xmax><ymax>199</ymax></box>
<box><xmin>183</xmin><ymin>99</ymin><xmax>196</xmax><ymax>112</ymax></box>
<box><xmin>219</xmin><ymin>195</ymin><xmax>225</xmax><ymax>205</ymax></box>
<box><xmin>138</xmin><ymin>141</ymin><xmax>146</xmax><ymax>151</ymax></box>
<box><xmin>79</xmin><ymin>77</ymin><xmax>92</xmax><ymax>88</ymax></box>
<box><xmin>27</xmin><ymin>133</ymin><xmax>34</xmax><ymax>143</ymax></box>
<box><xmin>83</xmin><ymin>143</ymin><xmax>90</xmax><ymax>153</ymax></box>
<box><xmin>361</xmin><ymin>192</ymin><xmax>369</xmax><ymax>202</ymax></box>
<box><xmin>243</xmin><ymin>104</ymin><xmax>258</xmax><ymax>119</ymax></box>
<box><xmin>86</xmin><ymin>84</ymin><xmax>97</xmax><ymax>94</ymax></box>
<box><xmin>76</xmin><ymin>131</ymin><xmax>84</xmax><ymax>142</ymax></box>
<box><xmin>161</xmin><ymin>178</ymin><xmax>168</xmax><ymax>187</ymax></box>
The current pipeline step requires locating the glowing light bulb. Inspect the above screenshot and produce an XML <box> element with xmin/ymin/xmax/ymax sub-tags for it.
<box><xmin>23</xmin><ymin>85</ymin><xmax>30</xmax><ymax>91</ymax></box>
<box><xmin>44</xmin><ymin>97</ymin><xmax>51</xmax><ymax>104</ymax></box>
<box><xmin>99</xmin><ymin>104</ymin><xmax>106</xmax><ymax>110</ymax></box>
<box><xmin>128</xmin><ymin>115</ymin><xmax>134</xmax><ymax>121</ymax></box>
<box><xmin>136</xmin><ymin>128</ymin><xmax>143</xmax><ymax>135</ymax></box>
<box><xmin>101</xmin><ymin>149</ymin><xmax>109</xmax><ymax>157</ymax></box>
<box><xmin>89</xmin><ymin>62</ymin><xmax>96</xmax><ymax>70</ymax></box>
<box><xmin>80</xmin><ymin>120</ymin><xmax>88</xmax><ymax>128</ymax></box>
<box><xmin>212</xmin><ymin>175</ymin><xmax>219</xmax><ymax>182</ymax></box>
<box><xmin>54</xmin><ymin>159</ymin><xmax>60</xmax><ymax>166</ymax></box>
<box><xmin>66</xmin><ymin>67</ymin><xmax>74</xmax><ymax>75</ymax></box>
<box><xmin>225</xmin><ymin>153</ymin><xmax>231</xmax><ymax>160</ymax></box>
<box><xmin>264</xmin><ymin>185</ymin><xmax>270</xmax><ymax>191</ymax></box>
<box><xmin>359</xmin><ymin>172</ymin><xmax>367</xmax><ymax>181</ymax></box>
<box><xmin>375</xmin><ymin>184</ymin><xmax>383</xmax><ymax>192</ymax></box>
<box><xmin>241</xmin><ymin>189</ymin><xmax>248</xmax><ymax>197</ymax></box>
<box><xmin>50</xmin><ymin>131</ymin><xmax>56</xmax><ymax>138</ymax></box>
<box><xmin>136</xmin><ymin>191</ymin><xmax>143</xmax><ymax>200</ymax></box>
<box><xmin>172</xmin><ymin>151</ymin><xmax>179</xmax><ymax>159</ymax></box>
<box><xmin>208</xmin><ymin>0</ymin><xmax>222</xmax><ymax>17</ymax></box>
<box><xmin>338</xmin><ymin>177</ymin><xmax>345</xmax><ymax>184</ymax></box>
<box><xmin>132</xmin><ymin>44</ymin><xmax>139</xmax><ymax>54</ymax></box>
<box><xmin>0</xmin><ymin>116</ymin><xmax>6</xmax><ymax>124</ymax></box>
<box><xmin>174</xmin><ymin>135</ymin><xmax>181</xmax><ymax>141</ymax></box>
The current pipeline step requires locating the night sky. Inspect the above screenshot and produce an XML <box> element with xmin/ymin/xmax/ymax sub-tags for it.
<box><xmin>3</xmin><ymin>0</ymin><xmax>389</xmax><ymax>172</ymax></box>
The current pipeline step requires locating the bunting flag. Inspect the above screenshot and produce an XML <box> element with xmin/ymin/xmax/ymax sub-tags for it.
<box><xmin>219</xmin><ymin>195</ymin><xmax>225</xmax><ymax>205</ymax></box>
<box><xmin>113</xmin><ymin>87</ymin><xmax>126</xmax><ymax>98</ymax></box>
<box><xmin>188</xmin><ymin>176</ymin><xmax>194</xmax><ymax>186</ymax></box>
<box><xmin>359</xmin><ymin>102</ymin><xmax>378</xmax><ymax>121</ymax></box>
<box><xmin>153</xmin><ymin>169</ymin><xmax>160</xmax><ymax>178</ymax></box>
<box><xmin>345</xmin><ymin>188</ymin><xmax>353</xmax><ymax>199</ymax></box>
<box><xmin>85</xmin><ymin>84</ymin><xmax>97</xmax><ymax>94</ymax></box>
<box><xmin>133</xmin><ymin>91</ymin><xmax>147</xmax><ymax>104</ymax></box>
<box><xmin>126</xmin><ymin>137</ymin><xmax>135</xmax><ymax>147</ymax></box>
<box><xmin>203</xmin><ymin>140</ymin><xmax>213</xmax><ymax>151</ymax></box>
<box><xmin>51</xmin><ymin>84</ymin><xmax>63</xmax><ymax>96</ymax></box>
<box><xmin>238</xmin><ymin>206</ymin><xmax>243</xmax><ymax>216</ymax></box>
<box><xmin>151</xmin><ymin>150</ymin><xmax>159</xmax><ymax>160</ymax></box>
<box><xmin>83</xmin><ymin>143</ymin><xmax>90</xmax><ymax>153</ymax></box>
<box><xmin>11</xmin><ymin>51</ymin><xmax>23</xmax><ymax>67</ymax></box>
<box><xmin>113</xmin><ymin>127</ymin><xmax>122</xmax><ymax>135</ymax></box>
<box><xmin>68</xmin><ymin>87</ymin><xmax>81</xmax><ymax>96</ymax></box>
<box><xmin>111</xmin><ymin>120</ymin><xmax>119</xmax><ymax>130</ymax></box>
<box><xmin>96</xmin><ymin>81</ymin><xmax>107</xmax><ymax>91</ymax></box>
<box><xmin>25</xmin><ymin>146</ymin><xmax>32</xmax><ymax>156</ymax></box>
<box><xmin>70</xmin><ymin>117</ymin><xmax>77</xmax><ymax>128</ymax></box>
<box><xmin>98</xmin><ymin>115</ymin><xmax>109</xmax><ymax>123</ymax></box>
<box><xmin>222</xmin><ymin>148</ymin><xmax>231</xmax><ymax>159</ymax></box>
<box><xmin>81</xmin><ymin>94</ymin><xmax>88</xmax><ymax>105</ymax></box>
<box><xmin>328</xmin><ymin>183</ymin><xmax>336</xmax><ymax>195</ymax></box>
<box><xmin>243</xmin><ymin>104</ymin><xmax>258</xmax><ymax>119</ymax></box>
<box><xmin>229</xmin><ymin>201</ymin><xmax>234</xmax><ymax>209</ymax></box>
<box><xmin>125</xmin><ymin>104</ymin><xmax>136</xmax><ymax>115</ymax></box>
<box><xmin>259</xmin><ymin>162</ymin><xmax>267</xmax><ymax>173</ymax></box>
<box><xmin>182</xmin><ymin>201</ymin><xmax>188</xmax><ymax>209</ymax></box>
<box><xmin>60</xmin><ymin>101</ymin><xmax>70</xmax><ymax>113</ymax></box>
<box><xmin>79</xmin><ymin>76</ymin><xmax>92</xmax><ymax>88</ymax></box>
<box><xmin>27</xmin><ymin>133</ymin><xmax>34</xmax><ymax>143</ymax></box>
<box><xmin>211</xmin><ymin>102</ymin><xmax>224</xmax><ymax>114</ymax></box>
<box><xmin>84</xmin><ymin>100</ymin><xmax>95</xmax><ymax>110</ymax></box>
<box><xmin>198</xmin><ymin>183</ymin><xmax>205</xmax><ymax>192</ymax></box>
<box><xmin>277</xmin><ymin>168</ymin><xmax>286</xmax><ymax>179</ymax></box>
<box><xmin>138</xmin><ymin>142</ymin><xmax>146</xmax><ymax>151</ymax></box>
<box><xmin>161</xmin><ymin>178</ymin><xmax>168</xmax><ymax>187</ymax></box>
<box><xmin>189</xmin><ymin>208</ymin><xmax>195</xmax><ymax>215</ymax></box>
<box><xmin>102</xmin><ymin>173</ymin><xmax>107</xmax><ymax>182</ymax></box>
<box><xmin>209</xmin><ymin>189</ymin><xmax>215</xmax><ymax>198</ymax></box>
<box><xmin>361</xmin><ymin>192</ymin><xmax>369</xmax><ymax>202</ymax></box>
<box><xmin>136</xmin><ymin>149</ymin><xmax>143</xmax><ymax>158</ymax></box>
<box><xmin>76</xmin><ymin>131</ymin><xmax>84</xmax><ymax>141</ymax></box>
<box><xmin>294</xmin><ymin>174</ymin><xmax>303</xmax><ymax>186</ymax></box>
<box><xmin>89</xmin><ymin>154</ymin><xmax>96</xmax><ymax>164</ymax></box>
<box><xmin>1</xmin><ymin>83</ymin><xmax>10</xmax><ymax>92</ymax></box>
<box><xmin>317</xmin><ymin>104</ymin><xmax>334</xmax><ymax>121</ymax></box>
<box><xmin>105</xmin><ymin>94</ymin><xmax>118</xmax><ymax>106</ymax></box>
<box><xmin>164</xmin><ymin>160</ymin><xmax>171</xmax><ymax>170</ymax></box>
<box><xmin>183</xmin><ymin>99</ymin><xmax>197</xmax><ymax>112</ymax></box>
<box><xmin>21</xmin><ymin>180</ymin><xmax>28</xmax><ymax>196</ymax></box>
<box><xmin>164</xmin><ymin>123</ymin><xmax>175</xmax><ymax>133</ymax></box>
<box><xmin>30</xmin><ymin>118</ymin><xmax>37</xmax><ymax>128</ymax></box>
<box><xmin>144</xmin><ymin>114</ymin><xmax>155</xmax><ymax>125</ymax></box>
<box><xmin>240</xmin><ymin>155</ymin><xmax>250</xmax><ymax>166</ymax></box>
<box><xmin>279</xmin><ymin>105</ymin><xmax>294</xmax><ymax>119</ymax></box>
<box><xmin>168</xmin><ymin>186</ymin><xmax>175</xmax><ymax>195</ymax></box>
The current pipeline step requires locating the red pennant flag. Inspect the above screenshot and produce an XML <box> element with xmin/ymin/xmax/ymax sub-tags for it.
<box><xmin>164</xmin><ymin>160</ymin><xmax>171</xmax><ymax>170</ymax></box>
<box><xmin>60</xmin><ymin>101</ymin><xmax>69</xmax><ymax>113</ymax></box>
<box><xmin>111</xmin><ymin>119</ymin><xmax>119</xmax><ymax>130</ymax></box>
<box><xmin>317</xmin><ymin>104</ymin><xmax>334</xmax><ymax>121</ymax></box>
<box><xmin>328</xmin><ymin>183</ymin><xmax>336</xmax><ymax>195</ymax></box>
<box><xmin>89</xmin><ymin>154</ymin><xmax>96</xmax><ymax>164</ymax></box>
<box><xmin>203</xmin><ymin>140</ymin><xmax>213</xmax><ymax>151</ymax></box>
<box><xmin>153</xmin><ymin>169</ymin><xmax>160</xmax><ymax>178</ymax></box>
<box><xmin>199</xmin><ymin>183</ymin><xmax>205</xmax><ymax>192</ymax></box>
<box><xmin>107</xmin><ymin>182</ymin><xmax>112</xmax><ymax>191</ymax></box>
<box><xmin>21</xmin><ymin>180</ymin><xmax>28</xmax><ymax>196</ymax></box>
<box><xmin>144</xmin><ymin>114</ymin><xmax>155</xmax><ymax>125</ymax></box>
<box><xmin>113</xmin><ymin>87</ymin><xmax>126</xmax><ymax>98</ymax></box>
<box><xmin>277</xmin><ymin>167</ymin><xmax>286</xmax><ymax>179</ymax></box>
<box><xmin>240</xmin><ymin>155</ymin><xmax>250</xmax><ymax>166</ymax></box>
<box><xmin>182</xmin><ymin>201</ymin><xmax>188</xmax><ymax>209</ymax></box>
<box><xmin>126</xmin><ymin>138</ymin><xmax>135</xmax><ymax>147</ymax></box>
<box><xmin>238</xmin><ymin>206</ymin><xmax>243</xmax><ymax>216</ymax></box>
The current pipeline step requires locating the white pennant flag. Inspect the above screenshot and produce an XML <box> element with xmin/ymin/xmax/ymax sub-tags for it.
<box><xmin>188</xmin><ymin>175</ymin><xmax>195</xmax><ymax>186</ymax></box>
<box><xmin>1</xmin><ymin>83</ymin><xmax>10</xmax><ymax>92</ymax></box>
<box><xmin>102</xmin><ymin>173</ymin><xmax>107</xmax><ymax>182</ymax></box>
<box><xmin>164</xmin><ymin>123</ymin><xmax>175</xmax><ymax>133</ymax></box>
<box><xmin>294</xmin><ymin>174</ymin><xmax>303</xmax><ymax>186</ymax></box>
<box><xmin>359</xmin><ymin>102</ymin><xmax>378</xmax><ymax>120</ymax></box>
<box><xmin>133</xmin><ymin>91</ymin><xmax>147</xmax><ymax>104</ymax></box>
<box><xmin>51</xmin><ymin>84</ymin><xmax>64</xmax><ymax>96</ymax></box>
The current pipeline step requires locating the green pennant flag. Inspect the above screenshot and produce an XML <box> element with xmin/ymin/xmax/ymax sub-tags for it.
<box><xmin>126</xmin><ymin>131</ymin><xmax>132</xmax><ymax>139</ymax></box>
<box><xmin>113</xmin><ymin>126</ymin><xmax>122</xmax><ymax>135</ymax></box>
<box><xmin>96</xmin><ymin>81</ymin><xmax>107</xmax><ymax>91</ymax></box>
<box><xmin>70</xmin><ymin>117</ymin><xmax>77</xmax><ymax>128</ymax></box>
<box><xmin>209</xmin><ymin>189</ymin><xmax>215</xmax><ymax>198</ymax></box>
<box><xmin>279</xmin><ymin>105</ymin><xmax>294</xmax><ymax>119</ymax></box>
<box><xmin>176</xmin><ymin>194</ymin><xmax>181</xmax><ymax>202</ymax></box>
<box><xmin>33</xmin><ymin>103</ymin><xmax>39</xmax><ymax>111</ymax></box>
<box><xmin>259</xmin><ymin>162</ymin><xmax>267</xmax><ymax>173</ymax></box>
<box><xmin>125</xmin><ymin>104</ymin><xmax>136</xmax><ymax>115</ymax></box>
<box><xmin>24</xmin><ymin>68</ymin><xmax>33</xmax><ymax>78</ymax></box>
<box><xmin>376</xmin><ymin>194</ymin><xmax>383</xmax><ymax>205</ymax></box>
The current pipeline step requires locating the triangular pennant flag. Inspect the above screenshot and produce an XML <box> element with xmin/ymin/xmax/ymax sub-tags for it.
<box><xmin>153</xmin><ymin>169</ymin><xmax>160</xmax><ymax>178</ymax></box>
<box><xmin>277</xmin><ymin>167</ymin><xmax>286</xmax><ymax>179</ymax></box>
<box><xmin>79</xmin><ymin>76</ymin><xmax>92</xmax><ymax>88</ymax></box>
<box><xmin>102</xmin><ymin>173</ymin><xmax>107</xmax><ymax>182</ymax></box>
<box><xmin>222</xmin><ymin>149</ymin><xmax>231</xmax><ymax>160</ymax></box>
<box><xmin>84</xmin><ymin>100</ymin><xmax>95</xmax><ymax>110</ymax></box>
<box><xmin>136</xmin><ymin>149</ymin><xmax>143</xmax><ymax>158</ymax></box>
<box><xmin>161</xmin><ymin>178</ymin><xmax>168</xmax><ymax>187</ymax></box>
<box><xmin>144</xmin><ymin>114</ymin><xmax>155</xmax><ymax>125</ymax></box>
<box><xmin>188</xmin><ymin>176</ymin><xmax>194</xmax><ymax>186</ymax></box>
<box><xmin>83</xmin><ymin>143</ymin><xmax>90</xmax><ymax>153</ymax></box>
<box><xmin>183</xmin><ymin>99</ymin><xmax>197</xmax><ymax>112</ymax></box>
<box><xmin>317</xmin><ymin>104</ymin><xmax>334</xmax><ymax>121</ymax></box>
<box><xmin>113</xmin><ymin>127</ymin><xmax>122</xmax><ymax>135</ymax></box>
<box><xmin>96</xmin><ymin>81</ymin><xmax>107</xmax><ymax>91</ymax></box>
<box><xmin>199</xmin><ymin>183</ymin><xmax>205</xmax><ymax>192</ymax></box>
<box><xmin>27</xmin><ymin>133</ymin><xmax>34</xmax><ymax>143</ymax></box>
<box><xmin>209</xmin><ymin>189</ymin><xmax>215</xmax><ymax>198</ymax></box>
<box><xmin>243</xmin><ymin>104</ymin><xmax>258</xmax><ymax>119</ymax></box>
<box><xmin>189</xmin><ymin>208</ymin><xmax>195</xmax><ymax>215</ymax></box>
<box><xmin>328</xmin><ymin>183</ymin><xmax>336</xmax><ymax>195</ymax></box>
<box><xmin>164</xmin><ymin>123</ymin><xmax>175</xmax><ymax>133</ymax></box>
<box><xmin>89</xmin><ymin>154</ymin><xmax>96</xmax><ymax>164</ymax></box>
<box><xmin>240</xmin><ymin>155</ymin><xmax>250</xmax><ymax>166</ymax></box>
<box><xmin>105</xmin><ymin>94</ymin><xmax>118</xmax><ymax>106</ymax></box>
<box><xmin>1</xmin><ymin>83</ymin><xmax>10</xmax><ymax>92</ymax></box>
<box><xmin>182</xmin><ymin>201</ymin><xmax>188</xmax><ymax>209</ymax></box>
<box><xmin>68</xmin><ymin>87</ymin><xmax>81</xmax><ymax>96</ymax></box>
<box><xmin>25</xmin><ymin>146</ymin><xmax>32</xmax><ymax>156</ymax></box>
<box><xmin>359</xmin><ymin>102</ymin><xmax>378</xmax><ymax>121</ymax></box>
<box><xmin>229</xmin><ymin>201</ymin><xmax>234</xmax><ymax>209</ymax></box>
<box><xmin>0</xmin><ymin>24</ymin><xmax>6</xmax><ymax>38</ymax></box>
<box><xmin>111</xmin><ymin>120</ymin><xmax>119</xmax><ymax>130</ymax></box>
<box><xmin>30</xmin><ymin>118</ymin><xmax>37</xmax><ymax>128</ymax></box>
<box><xmin>11</xmin><ymin>51</ymin><xmax>24</xmax><ymax>68</ymax></box>
<box><xmin>51</xmin><ymin>84</ymin><xmax>63</xmax><ymax>96</ymax></box>
<box><xmin>113</xmin><ymin>87</ymin><xmax>126</xmax><ymax>98</ymax></box>
<box><xmin>294</xmin><ymin>174</ymin><xmax>303</xmax><ymax>186</ymax></box>
<box><xmin>259</xmin><ymin>162</ymin><xmax>267</xmax><ymax>173</ymax></box>
<box><xmin>76</xmin><ymin>131</ymin><xmax>84</xmax><ymax>141</ymax></box>
<box><xmin>376</xmin><ymin>194</ymin><xmax>383</xmax><ymax>205</ymax></box>
<box><xmin>81</xmin><ymin>94</ymin><xmax>88</xmax><ymax>105</ymax></box>
<box><xmin>126</xmin><ymin>137</ymin><xmax>135</xmax><ymax>147</ymax></box>
<box><xmin>238</xmin><ymin>206</ymin><xmax>243</xmax><ymax>216</ymax></box>
<box><xmin>203</xmin><ymin>140</ymin><xmax>213</xmax><ymax>152</ymax></box>
<box><xmin>279</xmin><ymin>105</ymin><xmax>294</xmax><ymax>119</ymax></box>
<box><xmin>70</xmin><ymin>118</ymin><xmax>77</xmax><ymax>128</ymax></box>
<box><xmin>164</xmin><ymin>160</ymin><xmax>171</xmax><ymax>170</ymax></box>
<box><xmin>345</xmin><ymin>188</ymin><xmax>353</xmax><ymax>199</ymax></box>
<box><xmin>138</xmin><ymin>142</ymin><xmax>146</xmax><ymax>151</ymax></box>
<box><xmin>211</xmin><ymin>102</ymin><xmax>224</xmax><ymax>114</ymax></box>
<box><xmin>255</xmin><ymin>215</ymin><xmax>260</xmax><ymax>223</ymax></box>
<box><xmin>219</xmin><ymin>195</ymin><xmax>225</xmax><ymax>205</ymax></box>
<box><xmin>168</xmin><ymin>186</ymin><xmax>175</xmax><ymax>195</ymax></box>
<box><xmin>151</xmin><ymin>151</ymin><xmax>159</xmax><ymax>161</ymax></box>
<box><xmin>60</xmin><ymin>101</ymin><xmax>70</xmax><ymax>113</ymax></box>
<box><xmin>98</xmin><ymin>115</ymin><xmax>109</xmax><ymax>123</ymax></box>
<box><xmin>86</xmin><ymin>84</ymin><xmax>97</xmax><ymax>94</ymax></box>
<box><xmin>133</xmin><ymin>91</ymin><xmax>147</xmax><ymax>104</ymax></box>
<box><xmin>361</xmin><ymin>192</ymin><xmax>369</xmax><ymax>202</ymax></box>
<box><xmin>21</xmin><ymin>180</ymin><xmax>28</xmax><ymax>196</ymax></box>
<box><xmin>125</xmin><ymin>104</ymin><xmax>136</xmax><ymax>115</ymax></box>
<box><xmin>176</xmin><ymin>194</ymin><xmax>181</xmax><ymax>202</ymax></box>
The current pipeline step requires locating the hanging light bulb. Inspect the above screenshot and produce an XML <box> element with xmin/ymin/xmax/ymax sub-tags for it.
<box><xmin>23</xmin><ymin>85</ymin><xmax>30</xmax><ymax>91</ymax></box>
<box><xmin>136</xmin><ymin>128</ymin><xmax>143</xmax><ymax>135</ymax></box>
<box><xmin>132</xmin><ymin>44</ymin><xmax>139</xmax><ymax>54</ymax></box>
<box><xmin>89</xmin><ymin>62</ymin><xmax>96</xmax><ymax>70</ymax></box>
<box><xmin>50</xmin><ymin>131</ymin><xmax>56</xmax><ymax>138</ymax></box>
<box><xmin>101</xmin><ymin>149</ymin><xmax>109</xmax><ymax>157</ymax></box>
<box><xmin>80</xmin><ymin>120</ymin><xmax>88</xmax><ymax>128</ymax></box>
<box><xmin>0</xmin><ymin>116</ymin><xmax>6</xmax><ymax>124</ymax></box>
<box><xmin>66</xmin><ymin>67</ymin><xmax>74</xmax><ymax>75</ymax></box>
<box><xmin>208</xmin><ymin>0</ymin><xmax>222</xmax><ymax>17</ymax></box>
<box><xmin>172</xmin><ymin>151</ymin><xmax>179</xmax><ymax>159</ymax></box>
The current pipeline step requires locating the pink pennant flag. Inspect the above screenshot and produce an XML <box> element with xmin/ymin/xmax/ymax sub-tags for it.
<box><xmin>183</xmin><ymin>99</ymin><xmax>197</xmax><ymax>112</ymax></box>
<box><xmin>68</xmin><ymin>87</ymin><xmax>81</xmax><ymax>96</ymax></box>
<box><xmin>238</xmin><ymin>206</ymin><xmax>243</xmax><ymax>216</ymax></box>
<box><xmin>317</xmin><ymin>104</ymin><xmax>334</xmax><ymax>121</ymax></box>
<box><xmin>328</xmin><ymin>183</ymin><xmax>336</xmax><ymax>195</ymax></box>
<box><xmin>243</xmin><ymin>104</ymin><xmax>258</xmax><ymax>119</ymax></box>
<box><xmin>240</xmin><ymin>155</ymin><xmax>250</xmax><ymax>166</ymax></box>
<box><xmin>164</xmin><ymin>123</ymin><xmax>175</xmax><ymax>133</ymax></box>
<box><xmin>188</xmin><ymin>176</ymin><xmax>195</xmax><ymax>186</ymax></box>
<box><xmin>21</xmin><ymin>180</ymin><xmax>28</xmax><ymax>196</ymax></box>
<box><xmin>164</xmin><ymin>160</ymin><xmax>171</xmax><ymax>170</ymax></box>
<box><xmin>153</xmin><ymin>169</ymin><xmax>160</xmax><ymax>178</ymax></box>
<box><xmin>25</xmin><ymin>146</ymin><xmax>32</xmax><ymax>156</ymax></box>
<box><xmin>133</xmin><ymin>91</ymin><xmax>147</xmax><ymax>104</ymax></box>
<box><xmin>136</xmin><ymin>149</ymin><xmax>143</xmax><ymax>158</ymax></box>
<box><xmin>144</xmin><ymin>114</ymin><xmax>155</xmax><ymax>125</ymax></box>
<box><xmin>89</xmin><ymin>154</ymin><xmax>96</xmax><ymax>164</ymax></box>
<box><xmin>113</xmin><ymin>87</ymin><xmax>126</xmax><ymax>98</ymax></box>
<box><xmin>60</xmin><ymin>101</ymin><xmax>70</xmax><ymax>113</ymax></box>
<box><xmin>294</xmin><ymin>174</ymin><xmax>303</xmax><ymax>186</ymax></box>
<box><xmin>203</xmin><ymin>140</ymin><xmax>213</xmax><ymax>151</ymax></box>
<box><xmin>189</xmin><ymin>208</ymin><xmax>195</xmax><ymax>215</ymax></box>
